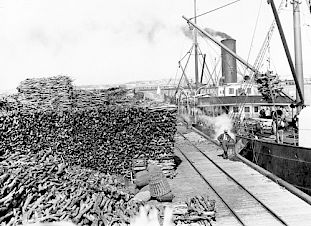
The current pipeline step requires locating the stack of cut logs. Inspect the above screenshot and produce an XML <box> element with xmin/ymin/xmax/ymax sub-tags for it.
<box><xmin>72</xmin><ymin>87</ymin><xmax>131</xmax><ymax>109</ymax></box>
<box><xmin>17</xmin><ymin>76</ymin><xmax>73</xmax><ymax>111</ymax></box>
<box><xmin>0</xmin><ymin>146</ymin><xmax>216</xmax><ymax>226</ymax></box>
<box><xmin>0</xmin><ymin>149</ymin><xmax>145</xmax><ymax>226</ymax></box>
<box><xmin>0</xmin><ymin>97</ymin><xmax>10</xmax><ymax>111</ymax></box>
<box><xmin>147</xmin><ymin>159</ymin><xmax>176</xmax><ymax>178</ymax></box>
<box><xmin>0</xmin><ymin>94</ymin><xmax>21</xmax><ymax>113</ymax></box>
<box><xmin>15</xmin><ymin>76</ymin><xmax>138</xmax><ymax>113</ymax></box>
<box><xmin>0</xmin><ymin>105</ymin><xmax>177</xmax><ymax>175</ymax></box>
<box><xmin>254</xmin><ymin>72</ymin><xmax>283</xmax><ymax>102</ymax></box>
<box><xmin>172</xmin><ymin>195</ymin><xmax>216</xmax><ymax>226</ymax></box>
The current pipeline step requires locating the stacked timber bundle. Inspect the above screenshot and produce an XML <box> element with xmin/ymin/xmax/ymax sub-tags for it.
<box><xmin>0</xmin><ymin>149</ymin><xmax>145</xmax><ymax>226</ymax></box>
<box><xmin>106</xmin><ymin>87</ymin><xmax>132</xmax><ymax>104</ymax></box>
<box><xmin>133</xmin><ymin>158</ymin><xmax>176</xmax><ymax>182</ymax></box>
<box><xmin>72</xmin><ymin>87</ymin><xmax>132</xmax><ymax>109</ymax></box>
<box><xmin>148</xmin><ymin>159</ymin><xmax>176</xmax><ymax>178</ymax></box>
<box><xmin>172</xmin><ymin>195</ymin><xmax>216</xmax><ymax>225</ymax></box>
<box><xmin>16</xmin><ymin>76</ymin><xmax>73</xmax><ymax>111</ymax></box>
<box><xmin>255</xmin><ymin>72</ymin><xmax>282</xmax><ymax>102</ymax></box>
<box><xmin>0</xmin><ymin>105</ymin><xmax>177</xmax><ymax>175</ymax></box>
<box><xmin>0</xmin><ymin>95</ymin><xmax>21</xmax><ymax>113</ymax></box>
<box><xmin>72</xmin><ymin>89</ymin><xmax>111</xmax><ymax>109</ymax></box>
<box><xmin>0</xmin><ymin>97</ymin><xmax>10</xmax><ymax>111</ymax></box>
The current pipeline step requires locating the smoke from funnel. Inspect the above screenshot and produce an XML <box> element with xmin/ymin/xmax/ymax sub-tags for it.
<box><xmin>181</xmin><ymin>25</ymin><xmax>232</xmax><ymax>40</ymax></box>
<box><xmin>203</xmin><ymin>27</ymin><xmax>232</xmax><ymax>39</ymax></box>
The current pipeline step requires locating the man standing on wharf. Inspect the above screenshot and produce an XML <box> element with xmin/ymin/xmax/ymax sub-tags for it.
<box><xmin>217</xmin><ymin>129</ymin><xmax>233</xmax><ymax>159</ymax></box>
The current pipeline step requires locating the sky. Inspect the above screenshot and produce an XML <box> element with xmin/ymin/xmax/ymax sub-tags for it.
<box><xmin>0</xmin><ymin>0</ymin><xmax>311</xmax><ymax>91</ymax></box>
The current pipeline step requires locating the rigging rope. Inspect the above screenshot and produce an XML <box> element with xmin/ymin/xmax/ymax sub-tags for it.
<box><xmin>173</xmin><ymin>66</ymin><xmax>180</xmax><ymax>89</ymax></box>
<box><xmin>246</xmin><ymin>0</ymin><xmax>263</xmax><ymax>67</ymax></box>
<box><xmin>190</xmin><ymin>0</ymin><xmax>241</xmax><ymax>20</ymax></box>
<box><xmin>197</xmin><ymin>48</ymin><xmax>209</xmax><ymax>85</ymax></box>
<box><xmin>197</xmin><ymin>32</ymin><xmax>224</xmax><ymax>85</ymax></box>
<box><xmin>196</xmin><ymin>50</ymin><xmax>231</xmax><ymax>113</ymax></box>
<box><xmin>233</xmin><ymin>0</ymin><xmax>286</xmax><ymax>122</ymax></box>
<box><xmin>231</xmin><ymin>0</ymin><xmax>263</xmax><ymax>120</ymax></box>
<box><xmin>197</xmin><ymin>31</ymin><xmax>238</xmax><ymax>84</ymax></box>
<box><xmin>175</xmin><ymin>45</ymin><xmax>194</xmax><ymax>95</ymax></box>
<box><xmin>197</xmin><ymin>45</ymin><xmax>217</xmax><ymax>86</ymax></box>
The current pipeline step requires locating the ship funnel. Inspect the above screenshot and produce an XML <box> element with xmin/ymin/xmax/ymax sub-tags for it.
<box><xmin>221</xmin><ymin>39</ymin><xmax>237</xmax><ymax>84</ymax></box>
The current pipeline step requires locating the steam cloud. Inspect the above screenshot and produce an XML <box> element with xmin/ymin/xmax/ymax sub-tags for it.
<box><xmin>197</xmin><ymin>112</ymin><xmax>235</xmax><ymax>140</ymax></box>
<box><xmin>182</xmin><ymin>25</ymin><xmax>232</xmax><ymax>40</ymax></box>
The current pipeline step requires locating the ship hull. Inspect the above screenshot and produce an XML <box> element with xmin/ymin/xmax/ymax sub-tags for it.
<box><xmin>236</xmin><ymin>135</ymin><xmax>311</xmax><ymax>195</ymax></box>
<box><xmin>193</xmin><ymin>124</ymin><xmax>311</xmax><ymax>195</ymax></box>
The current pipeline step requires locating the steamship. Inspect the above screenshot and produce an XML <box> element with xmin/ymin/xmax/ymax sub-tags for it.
<box><xmin>176</xmin><ymin>0</ymin><xmax>311</xmax><ymax>197</ymax></box>
<box><xmin>194</xmin><ymin>38</ymin><xmax>292</xmax><ymax>121</ymax></box>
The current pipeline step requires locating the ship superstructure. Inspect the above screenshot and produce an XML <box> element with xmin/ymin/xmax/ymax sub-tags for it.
<box><xmin>175</xmin><ymin>0</ymin><xmax>311</xmax><ymax>196</ymax></box>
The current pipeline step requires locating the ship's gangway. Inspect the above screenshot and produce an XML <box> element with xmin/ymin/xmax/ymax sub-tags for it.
<box><xmin>173</xmin><ymin>125</ymin><xmax>311</xmax><ymax>226</ymax></box>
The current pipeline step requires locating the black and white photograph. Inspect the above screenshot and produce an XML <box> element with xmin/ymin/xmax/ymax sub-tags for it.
<box><xmin>1</xmin><ymin>0</ymin><xmax>311</xmax><ymax>225</ymax></box>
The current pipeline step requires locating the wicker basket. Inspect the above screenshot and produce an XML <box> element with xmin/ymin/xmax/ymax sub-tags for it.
<box><xmin>148</xmin><ymin>164</ymin><xmax>171</xmax><ymax>198</ymax></box>
<box><xmin>149</xmin><ymin>177</ymin><xmax>171</xmax><ymax>198</ymax></box>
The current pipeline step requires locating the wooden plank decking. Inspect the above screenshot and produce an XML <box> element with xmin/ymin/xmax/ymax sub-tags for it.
<box><xmin>170</xmin><ymin>125</ymin><xmax>311</xmax><ymax>225</ymax></box>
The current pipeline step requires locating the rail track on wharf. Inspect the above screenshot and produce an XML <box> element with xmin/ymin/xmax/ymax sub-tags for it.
<box><xmin>175</xmin><ymin>127</ymin><xmax>288</xmax><ymax>226</ymax></box>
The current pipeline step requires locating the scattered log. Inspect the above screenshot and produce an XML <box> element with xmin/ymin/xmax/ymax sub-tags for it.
<box><xmin>0</xmin><ymin>150</ymin><xmax>145</xmax><ymax>225</ymax></box>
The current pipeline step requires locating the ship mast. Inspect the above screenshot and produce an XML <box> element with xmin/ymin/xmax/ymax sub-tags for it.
<box><xmin>293</xmin><ymin>0</ymin><xmax>304</xmax><ymax>105</ymax></box>
<box><xmin>194</xmin><ymin>0</ymin><xmax>199</xmax><ymax>89</ymax></box>
<box><xmin>268</xmin><ymin>0</ymin><xmax>304</xmax><ymax>105</ymax></box>
<box><xmin>183</xmin><ymin>16</ymin><xmax>258</xmax><ymax>73</ymax></box>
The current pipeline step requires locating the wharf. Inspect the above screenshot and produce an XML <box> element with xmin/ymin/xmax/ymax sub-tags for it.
<box><xmin>169</xmin><ymin>125</ymin><xmax>311</xmax><ymax>225</ymax></box>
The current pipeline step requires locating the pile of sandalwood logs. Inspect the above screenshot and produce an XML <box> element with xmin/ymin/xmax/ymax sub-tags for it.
<box><xmin>0</xmin><ymin>149</ymin><xmax>146</xmax><ymax>226</ymax></box>
<box><xmin>15</xmin><ymin>75</ymin><xmax>143</xmax><ymax>112</ymax></box>
<box><xmin>17</xmin><ymin>76</ymin><xmax>74</xmax><ymax>112</ymax></box>
<box><xmin>72</xmin><ymin>88</ymin><xmax>133</xmax><ymax>109</ymax></box>
<box><xmin>172</xmin><ymin>195</ymin><xmax>216</xmax><ymax>226</ymax></box>
<box><xmin>0</xmin><ymin>105</ymin><xmax>177</xmax><ymax>175</ymax></box>
<box><xmin>0</xmin><ymin>97</ymin><xmax>10</xmax><ymax>111</ymax></box>
<box><xmin>146</xmin><ymin>159</ymin><xmax>176</xmax><ymax>178</ymax></box>
<box><xmin>0</xmin><ymin>95</ymin><xmax>22</xmax><ymax>113</ymax></box>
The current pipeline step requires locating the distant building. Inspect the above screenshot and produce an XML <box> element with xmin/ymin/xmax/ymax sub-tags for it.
<box><xmin>280</xmin><ymin>78</ymin><xmax>311</xmax><ymax>106</ymax></box>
